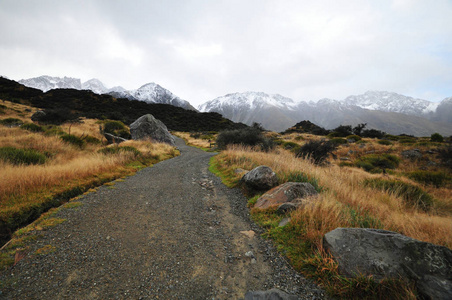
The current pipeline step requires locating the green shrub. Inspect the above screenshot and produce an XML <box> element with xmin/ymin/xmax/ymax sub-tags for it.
<box><xmin>281</xmin><ymin>141</ymin><xmax>299</xmax><ymax>150</ymax></box>
<box><xmin>378</xmin><ymin>140</ymin><xmax>393</xmax><ymax>145</ymax></box>
<box><xmin>98</xmin><ymin>146</ymin><xmax>141</xmax><ymax>157</ymax></box>
<box><xmin>83</xmin><ymin>135</ymin><xmax>101</xmax><ymax>144</ymax></box>
<box><xmin>294</xmin><ymin>136</ymin><xmax>304</xmax><ymax>141</ymax></box>
<box><xmin>0</xmin><ymin>118</ymin><xmax>23</xmax><ymax>127</ymax></box>
<box><xmin>346</xmin><ymin>135</ymin><xmax>362</xmax><ymax>142</ymax></box>
<box><xmin>430</xmin><ymin>133</ymin><xmax>444</xmax><ymax>143</ymax></box>
<box><xmin>399</xmin><ymin>138</ymin><xmax>417</xmax><ymax>144</ymax></box>
<box><xmin>295</xmin><ymin>140</ymin><xmax>338</xmax><ymax>165</ymax></box>
<box><xmin>43</xmin><ymin>125</ymin><xmax>65</xmax><ymax>136</ymax></box>
<box><xmin>364</xmin><ymin>178</ymin><xmax>434</xmax><ymax>211</ymax></box>
<box><xmin>407</xmin><ymin>171</ymin><xmax>450</xmax><ymax>187</ymax></box>
<box><xmin>20</xmin><ymin>123</ymin><xmax>44</xmax><ymax>132</ymax></box>
<box><xmin>285</xmin><ymin>172</ymin><xmax>322</xmax><ymax>192</ymax></box>
<box><xmin>0</xmin><ymin>147</ymin><xmax>47</xmax><ymax>165</ymax></box>
<box><xmin>355</xmin><ymin>154</ymin><xmax>400</xmax><ymax>173</ymax></box>
<box><xmin>102</xmin><ymin>120</ymin><xmax>131</xmax><ymax>139</ymax></box>
<box><xmin>60</xmin><ymin>134</ymin><xmax>86</xmax><ymax>148</ymax></box>
<box><xmin>216</xmin><ymin>127</ymin><xmax>273</xmax><ymax>151</ymax></box>
<box><xmin>329</xmin><ymin>138</ymin><xmax>348</xmax><ymax>145</ymax></box>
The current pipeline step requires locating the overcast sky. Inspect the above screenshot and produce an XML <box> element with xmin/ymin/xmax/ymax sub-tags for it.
<box><xmin>1</xmin><ymin>0</ymin><xmax>451</xmax><ymax>106</ymax></box>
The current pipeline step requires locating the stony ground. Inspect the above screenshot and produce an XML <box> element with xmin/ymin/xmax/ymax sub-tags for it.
<box><xmin>0</xmin><ymin>138</ymin><xmax>327</xmax><ymax>299</ymax></box>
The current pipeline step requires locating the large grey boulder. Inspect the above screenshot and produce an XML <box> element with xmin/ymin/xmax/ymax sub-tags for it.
<box><xmin>323</xmin><ymin>228</ymin><xmax>452</xmax><ymax>299</ymax></box>
<box><xmin>254</xmin><ymin>182</ymin><xmax>318</xmax><ymax>210</ymax></box>
<box><xmin>240</xmin><ymin>166</ymin><xmax>278</xmax><ymax>192</ymax></box>
<box><xmin>129</xmin><ymin>114</ymin><xmax>175</xmax><ymax>146</ymax></box>
<box><xmin>31</xmin><ymin>110</ymin><xmax>46</xmax><ymax>122</ymax></box>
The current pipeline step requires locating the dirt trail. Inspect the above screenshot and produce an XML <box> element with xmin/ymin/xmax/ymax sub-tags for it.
<box><xmin>0</xmin><ymin>138</ymin><xmax>326</xmax><ymax>299</ymax></box>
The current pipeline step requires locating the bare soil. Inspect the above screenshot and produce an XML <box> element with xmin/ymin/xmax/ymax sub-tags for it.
<box><xmin>0</xmin><ymin>138</ymin><xmax>326</xmax><ymax>299</ymax></box>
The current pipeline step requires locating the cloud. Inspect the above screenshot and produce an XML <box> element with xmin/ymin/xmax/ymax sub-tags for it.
<box><xmin>1</xmin><ymin>0</ymin><xmax>451</xmax><ymax>105</ymax></box>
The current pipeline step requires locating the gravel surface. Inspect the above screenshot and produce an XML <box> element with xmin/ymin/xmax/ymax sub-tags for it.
<box><xmin>0</xmin><ymin>138</ymin><xmax>327</xmax><ymax>299</ymax></box>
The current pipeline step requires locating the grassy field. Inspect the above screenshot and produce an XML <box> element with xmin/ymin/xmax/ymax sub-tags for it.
<box><xmin>0</xmin><ymin>101</ymin><xmax>179</xmax><ymax>254</ymax></box>
<box><xmin>207</xmin><ymin>131</ymin><xmax>451</xmax><ymax>299</ymax></box>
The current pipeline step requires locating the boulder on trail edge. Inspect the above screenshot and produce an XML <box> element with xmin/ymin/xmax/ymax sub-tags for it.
<box><xmin>240</xmin><ymin>166</ymin><xmax>278</xmax><ymax>192</ymax></box>
<box><xmin>254</xmin><ymin>182</ymin><xmax>318</xmax><ymax>210</ymax></box>
<box><xmin>323</xmin><ymin>227</ymin><xmax>452</xmax><ymax>300</ymax></box>
<box><xmin>130</xmin><ymin>114</ymin><xmax>175</xmax><ymax>146</ymax></box>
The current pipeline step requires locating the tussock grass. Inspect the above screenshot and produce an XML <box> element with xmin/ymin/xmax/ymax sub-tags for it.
<box><xmin>212</xmin><ymin>142</ymin><xmax>451</xmax><ymax>298</ymax></box>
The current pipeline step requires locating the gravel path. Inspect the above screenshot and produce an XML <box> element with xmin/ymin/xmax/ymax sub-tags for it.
<box><xmin>0</xmin><ymin>138</ymin><xmax>327</xmax><ymax>299</ymax></box>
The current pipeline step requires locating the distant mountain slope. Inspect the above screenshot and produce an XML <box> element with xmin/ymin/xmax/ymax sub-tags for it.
<box><xmin>19</xmin><ymin>76</ymin><xmax>82</xmax><ymax>92</ymax></box>
<box><xmin>199</xmin><ymin>91</ymin><xmax>451</xmax><ymax>136</ymax></box>
<box><xmin>0</xmin><ymin>77</ymin><xmax>246</xmax><ymax>132</ymax></box>
<box><xmin>18</xmin><ymin>76</ymin><xmax>196</xmax><ymax>111</ymax></box>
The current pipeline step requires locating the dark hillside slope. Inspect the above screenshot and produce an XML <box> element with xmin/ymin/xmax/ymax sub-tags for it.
<box><xmin>0</xmin><ymin>77</ymin><xmax>246</xmax><ymax>132</ymax></box>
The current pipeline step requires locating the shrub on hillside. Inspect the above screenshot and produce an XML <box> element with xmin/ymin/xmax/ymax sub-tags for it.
<box><xmin>407</xmin><ymin>171</ymin><xmax>450</xmax><ymax>188</ymax></box>
<box><xmin>364</xmin><ymin>178</ymin><xmax>434</xmax><ymax>212</ymax></box>
<box><xmin>329</xmin><ymin>138</ymin><xmax>348</xmax><ymax>145</ymax></box>
<box><xmin>60</xmin><ymin>134</ymin><xmax>86</xmax><ymax>149</ymax></box>
<box><xmin>355</xmin><ymin>154</ymin><xmax>400</xmax><ymax>173</ymax></box>
<box><xmin>21</xmin><ymin>123</ymin><xmax>44</xmax><ymax>132</ymax></box>
<box><xmin>295</xmin><ymin>140</ymin><xmax>338</xmax><ymax>165</ymax></box>
<box><xmin>346</xmin><ymin>135</ymin><xmax>362</xmax><ymax>142</ymax></box>
<box><xmin>0</xmin><ymin>118</ymin><xmax>23</xmax><ymax>127</ymax></box>
<box><xmin>37</xmin><ymin>108</ymin><xmax>80</xmax><ymax>125</ymax></box>
<box><xmin>101</xmin><ymin>120</ymin><xmax>131</xmax><ymax>139</ymax></box>
<box><xmin>362</xmin><ymin>129</ymin><xmax>385</xmax><ymax>139</ymax></box>
<box><xmin>437</xmin><ymin>145</ymin><xmax>452</xmax><ymax>170</ymax></box>
<box><xmin>430</xmin><ymin>133</ymin><xmax>444</xmax><ymax>143</ymax></box>
<box><xmin>0</xmin><ymin>147</ymin><xmax>47</xmax><ymax>165</ymax></box>
<box><xmin>330</xmin><ymin>125</ymin><xmax>353</xmax><ymax>137</ymax></box>
<box><xmin>216</xmin><ymin>127</ymin><xmax>273</xmax><ymax>151</ymax></box>
<box><xmin>378</xmin><ymin>140</ymin><xmax>393</xmax><ymax>146</ymax></box>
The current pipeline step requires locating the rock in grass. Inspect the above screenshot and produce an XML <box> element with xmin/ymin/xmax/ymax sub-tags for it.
<box><xmin>130</xmin><ymin>114</ymin><xmax>175</xmax><ymax>146</ymax></box>
<box><xmin>240</xmin><ymin>166</ymin><xmax>278</xmax><ymax>192</ymax></box>
<box><xmin>254</xmin><ymin>182</ymin><xmax>318</xmax><ymax>210</ymax></box>
<box><xmin>323</xmin><ymin>228</ymin><xmax>452</xmax><ymax>300</ymax></box>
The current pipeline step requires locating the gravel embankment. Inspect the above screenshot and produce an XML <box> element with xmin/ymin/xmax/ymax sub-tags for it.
<box><xmin>0</xmin><ymin>138</ymin><xmax>327</xmax><ymax>299</ymax></box>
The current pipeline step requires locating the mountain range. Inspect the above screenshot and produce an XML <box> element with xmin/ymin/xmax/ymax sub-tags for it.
<box><xmin>18</xmin><ymin>76</ymin><xmax>195</xmax><ymax>111</ymax></box>
<box><xmin>199</xmin><ymin>91</ymin><xmax>452</xmax><ymax>136</ymax></box>
<box><xmin>17</xmin><ymin>75</ymin><xmax>451</xmax><ymax>136</ymax></box>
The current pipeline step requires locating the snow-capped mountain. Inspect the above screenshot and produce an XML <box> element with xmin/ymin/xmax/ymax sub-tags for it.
<box><xmin>18</xmin><ymin>75</ymin><xmax>196</xmax><ymax>111</ymax></box>
<box><xmin>82</xmin><ymin>78</ymin><xmax>108</xmax><ymax>94</ymax></box>
<box><xmin>343</xmin><ymin>91</ymin><xmax>439</xmax><ymax>116</ymax></box>
<box><xmin>128</xmin><ymin>83</ymin><xmax>196</xmax><ymax>110</ymax></box>
<box><xmin>19</xmin><ymin>76</ymin><xmax>82</xmax><ymax>92</ymax></box>
<box><xmin>199</xmin><ymin>92</ymin><xmax>299</xmax><ymax>131</ymax></box>
<box><xmin>199</xmin><ymin>91</ymin><xmax>451</xmax><ymax>136</ymax></box>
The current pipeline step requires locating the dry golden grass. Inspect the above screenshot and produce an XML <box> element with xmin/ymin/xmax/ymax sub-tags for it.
<box><xmin>173</xmin><ymin>131</ymin><xmax>215</xmax><ymax>149</ymax></box>
<box><xmin>217</xmin><ymin>145</ymin><xmax>452</xmax><ymax>249</ymax></box>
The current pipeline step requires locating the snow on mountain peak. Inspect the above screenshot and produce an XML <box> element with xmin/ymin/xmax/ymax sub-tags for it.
<box><xmin>343</xmin><ymin>90</ymin><xmax>439</xmax><ymax>115</ymax></box>
<box><xmin>199</xmin><ymin>91</ymin><xmax>297</xmax><ymax>112</ymax></box>
<box><xmin>82</xmin><ymin>78</ymin><xmax>108</xmax><ymax>94</ymax></box>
